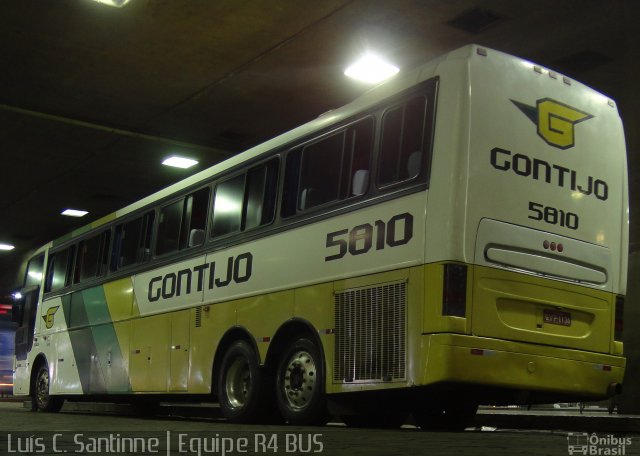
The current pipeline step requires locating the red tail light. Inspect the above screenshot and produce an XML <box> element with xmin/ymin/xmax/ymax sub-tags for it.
<box><xmin>442</xmin><ymin>263</ymin><xmax>467</xmax><ymax>317</ymax></box>
<box><xmin>615</xmin><ymin>295</ymin><xmax>624</xmax><ymax>341</ymax></box>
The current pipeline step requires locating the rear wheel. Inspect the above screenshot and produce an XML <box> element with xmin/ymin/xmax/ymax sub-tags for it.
<box><xmin>218</xmin><ymin>340</ymin><xmax>271</xmax><ymax>423</ymax></box>
<box><xmin>32</xmin><ymin>363</ymin><xmax>63</xmax><ymax>413</ymax></box>
<box><xmin>276</xmin><ymin>337</ymin><xmax>328</xmax><ymax>425</ymax></box>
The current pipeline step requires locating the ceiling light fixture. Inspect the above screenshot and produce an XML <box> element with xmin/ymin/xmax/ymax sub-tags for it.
<box><xmin>0</xmin><ymin>243</ymin><xmax>15</xmax><ymax>251</ymax></box>
<box><xmin>162</xmin><ymin>156</ymin><xmax>199</xmax><ymax>169</ymax></box>
<box><xmin>344</xmin><ymin>53</ymin><xmax>399</xmax><ymax>84</ymax></box>
<box><xmin>90</xmin><ymin>0</ymin><xmax>133</xmax><ymax>8</ymax></box>
<box><xmin>61</xmin><ymin>209</ymin><xmax>89</xmax><ymax>217</ymax></box>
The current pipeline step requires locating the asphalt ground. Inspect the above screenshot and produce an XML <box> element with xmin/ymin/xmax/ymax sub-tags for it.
<box><xmin>0</xmin><ymin>402</ymin><xmax>638</xmax><ymax>456</ymax></box>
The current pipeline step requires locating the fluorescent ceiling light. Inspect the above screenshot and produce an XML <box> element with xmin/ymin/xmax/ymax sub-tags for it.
<box><xmin>62</xmin><ymin>209</ymin><xmax>89</xmax><ymax>217</ymax></box>
<box><xmin>162</xmin><ymin>156</ymin><xmax>199</xmax><ymax>169</ymax></box>
<box><xmin>344</xmin><ymin>53</ymin><xmax>399</xmax><ymax>84</ymax></box>
<box><xmin>0</xmin><ymin>243</ymin><xmax>14</xmax><ymax>251</ymax></box>
<box><xmin>91</xmin><ymin>0</ymin><xmax>133</xmax><ymax>7</ymax></box>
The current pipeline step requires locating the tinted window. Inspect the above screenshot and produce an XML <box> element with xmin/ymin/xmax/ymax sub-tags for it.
<box><xmin>24</xmin><ymin>255</ymin><xmax>44</xmax><ymax>288</ymax></box>
<box><xmin>282</xmin><ymin>118</ymin><xmax>373</xmax><ymax>217</ymax></box>
<box><xmin>157</xmin><ymin>200</ymin><xmax>183</xmax><ymax>255</ymax></box>
<box><xmin>244</xmin><ymin>159</ymin><xmax>278</xmax><ymax>231</ymax></box>
<box><xmin>378</xmin><ymin>95</ymin><xmax>427</xmax><ymax>186</ymax></box>
<box><xmin>45</xmin><ymin>247</ymin><xmax>74</xmax><ymax>292</ymax></box>
<box><xmin>212</xmin><ymin>175</ymin><xmax>245</xmax><ymax>237</ymax></box>
<box><xmin>339</xmin><ymin>118</ymin><xmax>373</xmax><ymax>199</ymax></box>
<box><xmin>111</xmin><ymin>211</ymin><xmax>154</xmax><ymax>271</ymax></box>
<box><xmin>157</xmin><ymin>187</ymin><xmax>210</xmax><ymax>255</ymax></box>
<box><xmin>298</xmin><ymin>132</ymin><xmax>344</xmax><ymax>210</ymax></box>
<box><xmin>75</xmin><ymin>231</ymin><xmax>110</xmax><ymax>283</ymax></box>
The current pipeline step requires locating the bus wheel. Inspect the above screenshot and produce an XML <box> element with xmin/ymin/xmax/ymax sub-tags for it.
<box><xmin>276</xmin><ymin>337</ymin><xmax>328</xmax><ymax>425</ymax></box>
<box><xmin>413</xmin><ymin>402</ymin><xmax>478</xmax><ymax>431</ymax></box>
<box><xmin>32</xmin><ymin>363</ymin><xmax>63</xmax><ymax>413</ymax></box>
<box><xmin>218</xmin><ymin>340</ymin><xmax>266</xmax><ymax>423</ymax></box>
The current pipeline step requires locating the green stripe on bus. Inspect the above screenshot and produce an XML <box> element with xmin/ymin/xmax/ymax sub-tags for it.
<box><xmin>82</xmin><ymin>287</ymin><xmax>130</xmax><ymax>393</ymax></box>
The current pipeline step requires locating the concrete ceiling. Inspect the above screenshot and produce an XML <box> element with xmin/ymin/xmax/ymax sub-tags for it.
<box><xmin>0</xmin><ymin>0</ymin><xmax>638</xmax><ymax>299</ymax></box>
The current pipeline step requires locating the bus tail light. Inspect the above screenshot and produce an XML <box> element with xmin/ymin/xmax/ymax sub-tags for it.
<box><xmin>614</xmin><ymin>295</ymin><xmax>624</xmax><ymax>341</ymax></box>
<box><xmin>442</xmin><ymin>264</ymin><xmax>467</xmax><ymax>317</ymax></box>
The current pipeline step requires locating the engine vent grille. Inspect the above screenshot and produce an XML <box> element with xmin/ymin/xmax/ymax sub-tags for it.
<box><xmin>334</xmin><ymin>281</ymin><xmax>407</xmax><ymax>383</ymax></box>
<box><xmin>195</xmin><ymin>306</ymin><xmax>202</xmax><ymax>328</ymax></box>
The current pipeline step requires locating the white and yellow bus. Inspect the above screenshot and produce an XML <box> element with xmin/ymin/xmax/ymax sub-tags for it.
<box><xmin>12</xmin><ymin>45</ymin><xmax>628</xmax><ymax>428</ymax></box>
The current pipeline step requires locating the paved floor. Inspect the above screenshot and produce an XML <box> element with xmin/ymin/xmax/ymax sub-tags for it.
<box><xmin>0</xmin><ymin>402</ymin><xmax>638</xmax><ymax>456</ymax></box>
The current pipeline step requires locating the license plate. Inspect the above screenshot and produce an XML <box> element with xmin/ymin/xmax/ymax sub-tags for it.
<box><xmin>543</xmin><ymin>309</ymin><xmax>572</xmax><ymax>327</ymax></box>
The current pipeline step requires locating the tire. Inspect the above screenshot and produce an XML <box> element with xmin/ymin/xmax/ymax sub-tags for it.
<box><xmin>217</xmin><ymin>340</ymin><xmax>270</xmax><ymax>423</ymax></box>
<box><xmin>275</xmin><ymin>337</ymin><xmax>328</xmax><ymax>425</ymax></box>
<box><xmin>32</xmin><ymin>363</ymin><xmax>63</xmax><ymax>413</ymax></box>
<box><xmin>414</xmin><ymin>402</ymin><xmax>477</xmax><ymax>431</ymax></box>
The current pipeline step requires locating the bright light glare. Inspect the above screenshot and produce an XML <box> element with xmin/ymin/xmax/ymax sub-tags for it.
<box><xmin>28</xmin><ymin>271</ymin><xmax>43</xmax><ymax>281</ymax></box>
<box><xmin>62</xmin><ymin>209</ymin><xmax>88</xmax><ymax>217</ymax></box>
<box><xmin>162</xmin><ymin>156</ymin><xmax>199</xmax><ymax>169</ymax></box>
<box><xmin>13</xmin><ymin>292</ymin><xmax>22</xmax><ymax>300</ymax></box>
<box><xmin>0</xmin><ymin>243</ymin><xmax>15</xmax><ymax>251</ymax></box>
<box><xmin>91</xmin><ymin>0</ymin><xmax>133</xmax><ymax>7</ymax></box>
<box><xmin>344</xmin><ymin>53</ymin><xmax>399</xmax><ymax>84</ymax></box>
<box><xmin>215</xmin><ymin>196</ymin><xmax>241</xmax><ymax>214</ymax></box>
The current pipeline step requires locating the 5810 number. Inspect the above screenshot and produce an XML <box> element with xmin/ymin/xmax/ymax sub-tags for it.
<box><xmin>528</xmin><ymin>201</ymin><xmax>579</xmax><ymax>230</ymax></box>
<box><xmin>325</xmin><ymin>212</ymin><xmax>413</xmax><ymax>261</ymax></box>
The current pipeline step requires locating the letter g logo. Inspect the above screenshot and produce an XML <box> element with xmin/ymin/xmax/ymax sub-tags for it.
<box><xmin>511</xmin><ymin>98</ymin><xmax>593</xmax><ymax>149</ymax></box>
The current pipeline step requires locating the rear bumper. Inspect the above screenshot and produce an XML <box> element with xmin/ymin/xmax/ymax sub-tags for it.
<box><xmin>420</xmin><ymin>333</ymin><xmax>625</xmax><ymax>400</ymax></box>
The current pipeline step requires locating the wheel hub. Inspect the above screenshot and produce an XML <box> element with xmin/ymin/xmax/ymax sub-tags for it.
<box><xmin>283</xmin><ymin>350</ymin><xmax>316</xmax><ymax>409</ymax></box>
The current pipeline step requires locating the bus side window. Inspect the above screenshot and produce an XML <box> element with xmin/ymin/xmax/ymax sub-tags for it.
<box><xmin>24</xmin><ymin>255</ymin><xmax>44</xmax><ymax>288</ymax></box>
<box><xmin>157</xmin><ymin>199</ymin><xmax>184</xmax><ymax>255</ymax></box>
<box><xmin>297</xmin><ymin>132</ymin><xmax>344</xmax><ymax>211</ymax></box>
<box><xmin>378</xmin><ymin>95</ymin><xmax>427</xmax><ymax>186</ymax></box>
<box><xmin>339</xmin><ymin>117</ymin><xmax>373</xmax><ymax>199</ymax></box>
<box><xmin>111</xmin><ymin>211</ymin><xmax>154</xmax><ymax>270</ymax></box>
<box><xmin>212</xmin><ymin>175</ymin><xmax>245</xmax><ymax>238</ymax></box>
<box><xmin>244</xmin><ymin>158</ymin><xmax>278</xmax><ymax>231</ymax></box>
<box><xmin>74</xmin><ymin>231</ymin><xmax>110</xmax><ymax>283</ymax></box>
<box><xmin>181</xmin><ymin>187</ymin><xmax>209</xmax><ymax>248</ymax></box>
<box><xmin>44</xmin><ymin>246</ymin><xmax>75</xmax><ymax>293</ymax></box>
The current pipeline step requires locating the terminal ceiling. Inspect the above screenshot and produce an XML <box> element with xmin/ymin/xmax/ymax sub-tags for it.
<box><xmin>0</xmin><ymin>0</ymin><xmax>637</xmax><ymax>298</ymax></box>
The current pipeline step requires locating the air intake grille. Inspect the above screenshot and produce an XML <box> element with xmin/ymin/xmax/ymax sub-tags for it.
<box><xmin>334</xmin><ymin>282</ymin><xmax>407</xmax><ymax>383</ymax></box>
<box><xmin>195</xmin><ymin>306</ymin><xmax>202</xmax><ymax>328</ymax></box>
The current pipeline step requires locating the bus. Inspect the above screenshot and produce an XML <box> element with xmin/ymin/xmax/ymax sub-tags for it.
<box><xmin>12</xmin><ymin>45</ymin><xmax>628</xmax><ymax>429</ymax></box>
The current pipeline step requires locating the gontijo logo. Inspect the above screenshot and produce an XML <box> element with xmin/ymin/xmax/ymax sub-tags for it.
<box><xmin>511</xmin><ymin>98</ymin><xmax>593</xmax><ymax>149</ymax></box>
<box><xmin>42</xmin><ymin>306</ymin><xmax>59</xmax><ymax>329</ymax></box>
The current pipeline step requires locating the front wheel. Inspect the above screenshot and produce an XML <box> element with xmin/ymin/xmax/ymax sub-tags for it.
<box><xmin>276</xmin><ymin>337</ymin><xmax>328</xmax><ymax>425</ymax></box>
<box><xmin>32</xmin><ymin>363</ymin><xmax>63</xmax><ymax>413</ymax></box>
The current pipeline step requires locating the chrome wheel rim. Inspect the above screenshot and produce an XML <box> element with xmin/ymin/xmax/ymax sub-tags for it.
<box><xmin>282</xmin><ymin>350</ymin><xmax>316</xmax><ymax>410</ymax></box>
<box><xmin>225</xmin><ymin>357</ymin><xmax>251</xmax><ymax>409</ymax></box>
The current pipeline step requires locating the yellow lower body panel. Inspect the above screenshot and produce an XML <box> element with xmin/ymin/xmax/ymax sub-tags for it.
<box><xmin>421</xmin><ymin>333</ymin><xmax>624</xmax><ymax>399</ymax></box>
